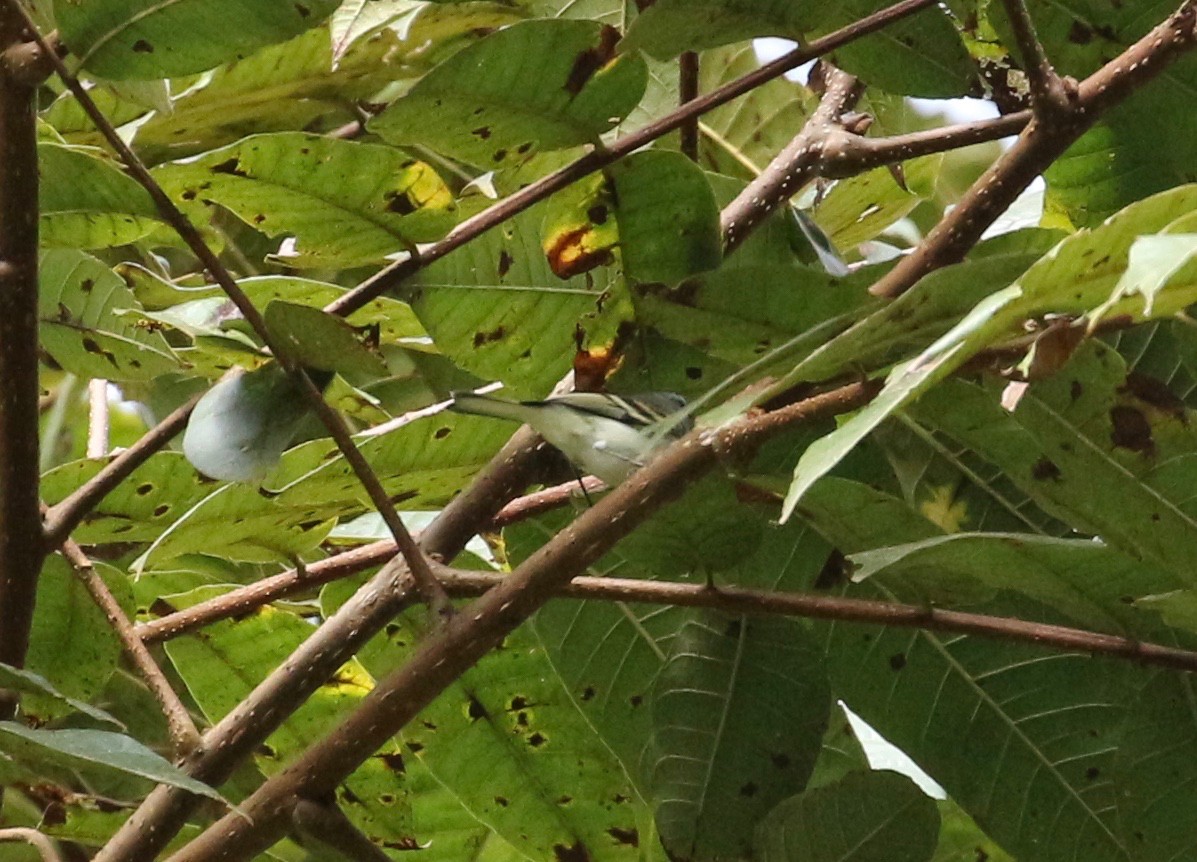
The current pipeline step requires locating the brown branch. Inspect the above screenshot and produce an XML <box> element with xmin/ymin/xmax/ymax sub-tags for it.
<box><xmin>163</xmin><ymin>382</ymin><xmax>878</xmax><ymax>862</ymax></box>
<box><xmin>4</xmin><ymin>3</ymin><xmax>451</xmax><ymax>618</ymax></box>
<box><xmin>423</xmin><ymin>565</ymin><xmax>1197</xmax><ymax>674</ymax></box>
<box><xmin>818</xmin><ymin>110</ymin><xmax>1032</xmax><ymax>179</ymax></box>
<box><xmin>324</xmin><ymin>0</ymin><xmax>941</xmax><ymax>318</ymax></box>
<box><xmin>869</xmin><ymin>0</ymin><xmax>1197</xmax><ymax>299</ymax></box>
<box><xmin>722</xmin><ymin>64</ymin><xmax>861</xmax><ymax>254</ymax></box>
<box><xmin>0</xmin><ymin>11</ymin><xmax>48</xmax><ymax>728</ymax></box>
<box><xmin>136</xmin><ymin>476</ymin><xmax>606</xmax><ymax>645</ymax></box>
<box><xmin>679</xmin><ymin>51</ymin><xmax>700</xmax><ymax>161</ymax></box>
<box><xmin>57</xmin><ymin>531</ymin><xmax>201</xmax><ymax>757</ymax></box>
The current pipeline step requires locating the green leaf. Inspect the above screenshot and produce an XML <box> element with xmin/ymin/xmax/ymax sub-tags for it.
<box><xmin>153</xmin><ymin>133</ymin><xmax>456</xmax><ymax>268</ymax></box>
<box><xmin>264</xmin><ymin>301</ymin><xmax>387</xmax><ymax>379</ymax></box>
<box><xmin>57</xmin><ymin>0</ymin><xmax>340</xmax><ymax>79</ymax></box>
<box><xmin>405</xmin><ymin>204</ymin><xmax>626</xmax><ymax>396</ymax></box>
<box><xmin>370</xmin><ymin>19</ymin><xmax>648</xmax><ymax>167</ymax></box>
<box><xmin>646</xmin><ymin>610</ymin><xmax>831</xmax><ymax>860</ymax></box>
<box><xmin>0</xmin><ymin>662</ymin><xmax>122</xmax><ymax>729</ymax></box>
<box><xmin>0</xmin><ymin>723</ymin><xmax>226</xmax><ymax>803</ymax></box>
<box><xmin>911</xmin><ymin>344</ymin><xmax>1197</xmax><ymax>588</ymax></box>
<box><xmin>24</xmin><ymin>556</ymin><xmax>127</xmax><ymax>724</ymax></box>
<box><xmin>822</xmin><ymin>1</ymin><xmax>978</xmax><ymax>97</ymax></box>
<box><xmin>755</xmin><ymin>770</ymin><xmax>940</xmax><ymax>862</ymax></box>
<box><xmin>821</xmin><ymin>595</ymin><xmax>1136</xmax><ymax>862</ymax></box>
<box><xmin>621</xmin><ymin>0</ymin><xmax>826</xmax><ymax>59</ymax></box>
<box><xmin>38</xmin><ymin>249</ymin><xmax>178</xmax><ymax>382</ymax></box>
<box><xmin>609</xmin><ymin>152</ymin><xmax>721</xmax><ymax>284</ymax></box>
<box><xmin>38</xmin><ymin>143</ymin><xmax>162</xmax><ymax>248</ymax></box>
<box><xmin>850</xmin><ymin>533</ymin><xmax>1182</xmax><ymax>633</ymax></box>
<box><xmin>782</xmin><ymin>186</ymin><xmax>1197</xmax><ymax>521</ymax></box>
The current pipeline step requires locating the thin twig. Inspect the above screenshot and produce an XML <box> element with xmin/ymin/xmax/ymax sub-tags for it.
<box><xmin>999</xmin><ymin>0</ymin><xmax>1075</xmax><ymax>114</ymax></box>
<box><xmin>58</xmin><ymin>531</ymin><xmax>202</xmax><ymax>757</ymax></box>
<box><xmin>425</xmin><ymin>565</ymin><xmax>1197</xmax><ymax>673</ymax></box>
<box><xmin>5</xmin><ymin>2</ymin><xmax>451</xmax><ymax>618</ymax></box>
<box><xmin>722</xmin><ymin>65</ymin><xmax>861</xmax><ymax>254</ymax></box>
<box><xmin>679</xmin><ymin>51</ymin><xmax>700</xmax><ymax>161</ymax></box>
<box><xmin>0</xmin><ymin>828</ymin><xmax>64</xmax><ymax>862</ymax></box>
<box><xmin>870</xmin><ymin>0</ymin><xmax>1197</xmax><ymax>299</ymax></box>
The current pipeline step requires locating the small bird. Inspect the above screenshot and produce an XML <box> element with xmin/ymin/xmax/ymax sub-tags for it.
<box><xmin>448</xmin><ymin>391</ymin><xmax>693</xmax><ymax>484</ymax></box>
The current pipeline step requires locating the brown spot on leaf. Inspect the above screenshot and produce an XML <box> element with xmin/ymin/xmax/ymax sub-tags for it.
<box><xmin>724</xmin><ymin>619</ymin><xmax>742</xmax><ymax>638</ymax></box>
<box><xmin>771</xmin><ymin>752</ymin><xmax>791</xmax><ymax>769</ymax></box>
<box><xmin>1068</xmin><ymin>21</ymin><xmax>1093</xmax><ymax>43</ymax></box>
<box><xmin>553</xmin><ymin>842</ymin><xmax>591</xmax><ymax>862</ymax></box>
<box><xmin>527</xmin><ymin>731</ymin><xmax>546</xmax><ymax>747</ymax></box>
<box><xmin>210</xmin><ymin>158</ymin><xmax>248</xmax><ymax>178</ymax></box>
<box><xmin>1122</xmin><ymin>372</ymin><xmax>1187</xmax><ymax>422</ymax></box>
<box><xmin>565</xmin><ymin>25</ymin><xmax>620</xmax><ymax>95</ymax></box>
<box><xmin>545</xmin><ymin>226</ymin><xmax>614</xmax><ymax>279</ymax></box>
<box><xmin>385</xmin><ymin>191</ymin><xmax>417</xmax><ymax>215</ymax></box>
<box><xmin>494</xmin><ymin>795</ymin><xmax>509</xmax><ymax>806</ymax></box>
<box><xmin>378</xmin><ymin>752</ymin><xmax>405</xmax><ymax>773</ymax></box>
<box><xmin>607</xmin><ymin>827</ymin><xmax>638</xmax><ymax>847</ymax></box>
<box><xmin>472</xmin><ymin>126</ymin><xmax>492</xmax><ymax>140</ymax></box>
<box><xmin>740</xmin><ymin>782</ymin><xmax>758</xmax><ymax>797</ymax></box>
<box><xmin>1031</xmin><ymin>458</ymin><xmax>1061</xmax><ymax>481</ymax></box>
<box><xmin>889</xmin><ymin>653</ymin><xmax>907</xmax><ymax>671</ymax></box>
<box><xmin>1110</xmin><ymin>405</ymin><xmax>1153</xmax><ymax>455</ymax></box>
<box><xmin>685</xmin><ymin>366</ymin><xmax>703</xmax><ymax>380</ymax></box>
<box><xmin>434</xmin><ymin>426</ymin><xmax>451</xmax><ymax>439</ymax></box>
<box><xmin>497</xmin><ymin>250</ymin><xmax>514</xmax><ymax>278</ymax></box>
<box><xmin>467</xmin><ymin>697</ymin><xmax>488</xmax><ymax>721</ymax></box>
<box><xmin>587</xmin><ymin>204</ymin><xmax>609</xmax><ymax>224</ymax></box>
<box><xmin>580</xmin><ymin>685</ymin><xmax>596</xmax><ymax>701</ymax></box>
<box><xmin>814</xmin><ymin>548</ymin><xmax>849</xmax><ymax>589</ymax></box>
<box><xmin>132</xmin><ymin>39</ymin><xmax>153</xmax><ymax>53</ymax></box>
<box><xmin>472</xmin><ymin>326</ymin><xmax>505</xmax><ymax>348</ymax></box>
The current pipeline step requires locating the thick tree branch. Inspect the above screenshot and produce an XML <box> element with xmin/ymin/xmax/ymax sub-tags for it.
<box><xmin>0</xmin><ymin>10</ymin><xmax>46</xmax><ymax>723</ymax></box>
<box><xmin>722</xmin><ymin>64</ymin><xmax>861</xmax><ymax>254</ymax></box>
<box><xmin>870</xmin><ymin>0</ymin><xmax>1197</xmax><ymax>299</ymax></box>
<box><xmin>164</xmin><ymin>382</ymin><xmax>878</xmax><ymax>862</ymax></box>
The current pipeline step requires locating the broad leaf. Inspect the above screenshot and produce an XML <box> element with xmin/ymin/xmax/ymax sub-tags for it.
<box><xmin>370</xmin><ymin>19</ymin><xmax>648</xmax><ymax>167</ymax></box>
<box><xmin>57</xmin><ymin>0</ymin><xmax>340</xmax><ymax>79</ymax></box>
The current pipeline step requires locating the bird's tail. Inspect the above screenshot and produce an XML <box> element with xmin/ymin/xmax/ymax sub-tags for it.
<box><xmin>448</xmin><ymin>391</ymin><xmax>531</xmax><ymax>425</ymax></box>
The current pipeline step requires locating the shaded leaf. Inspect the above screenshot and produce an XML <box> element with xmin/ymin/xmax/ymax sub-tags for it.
<box><xmin>370</xmin><ymin>19</ymin><xmax>648</xmax><ymax>167</ymax></box>
<box><xmin>58</xmin><ymin>0</ymin><xmax>340</xmax><ymax>79</ymax></box>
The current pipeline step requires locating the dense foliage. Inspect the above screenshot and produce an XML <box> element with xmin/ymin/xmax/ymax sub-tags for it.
<box><xmin>3</xmin><ymin>0</ymin><xmax>1197</xmax><ymax>860</ymax></box>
